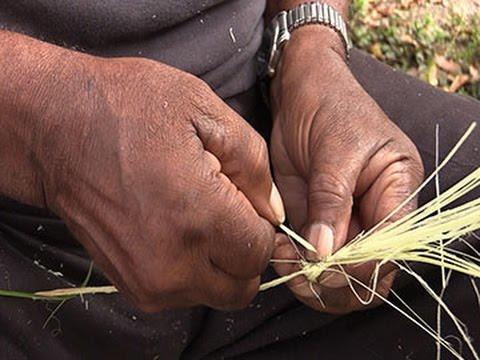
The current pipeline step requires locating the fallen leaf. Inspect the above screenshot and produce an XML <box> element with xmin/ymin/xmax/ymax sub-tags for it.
<box><xmin>407</xmin><ymin>68</ymin><xmax>419</xmax><ymax>77</ymax></box>
<box><xmin>400</xmin><ymin>34</ymin><xmax>418</xmax><ymax>47</ymax></box>
<box><xmin>376</xmin><ymin>3</ymin><xmax>396</xmax><ymax>16</ymax></box>
<box><xmin>449</xmin><ymin>74</ymin><xmax>470</xmax><ymax>92</ymax></box>
<box><xmin>469</xmin><ymin>65</ymin><xmax>480</xmax><ymax>81</ymax></box>
<box><xmin>435</xmin><ymin>55</ymin><xmax>461</xmax><ymax>74</ymax></box>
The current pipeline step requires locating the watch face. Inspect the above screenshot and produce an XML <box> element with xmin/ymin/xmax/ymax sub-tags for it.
<box><xmin>256</xmin><ymin>25</ymin><xmax>275</xmax><ymax>80</ymax></box>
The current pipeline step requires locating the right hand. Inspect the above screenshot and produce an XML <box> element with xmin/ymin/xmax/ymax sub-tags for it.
<box><xmin>30</xmin><ymin>56</ymin><xmax>284</xmax><ymax>311</ymax></box>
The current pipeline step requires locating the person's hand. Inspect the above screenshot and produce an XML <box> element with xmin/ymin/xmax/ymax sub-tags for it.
<box><xmin>28</xmin><ymin>56</ymin><xmax>285</xmax><ymax>311</ymax></box>
<box><xmin>269</xmin><ymin>28</ymin><xmax>424</xmax><ymax>314</ymax></box>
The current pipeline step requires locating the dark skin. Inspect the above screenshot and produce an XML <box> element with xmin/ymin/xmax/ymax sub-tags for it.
<box><xmin>0</xmin><ymin>0</ymin><xmax>424</xmax><ymax>314</ymax></box>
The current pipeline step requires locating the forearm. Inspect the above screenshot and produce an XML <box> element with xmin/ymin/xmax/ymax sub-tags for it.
<box><xmin>0</xmin><ymin>31</ymin><xmax>94</xmax><ymax>206</ymax></box>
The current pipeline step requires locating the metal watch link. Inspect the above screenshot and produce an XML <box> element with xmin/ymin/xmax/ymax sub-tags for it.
<box><xmin>258</xmin><ymin>2</ymin><xmax>352</xmax><ymax>79</ymax></box>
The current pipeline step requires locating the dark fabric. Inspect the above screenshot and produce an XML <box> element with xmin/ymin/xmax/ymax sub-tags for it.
<box><xmin>1</xmin><ymin>49</ymin><xmax>480</xmax><ymax>359</ymax></box>
<box><xmin>0</xmin><ymin>0</ymin><xmax>266</xmax><ymax>99</ymax></box>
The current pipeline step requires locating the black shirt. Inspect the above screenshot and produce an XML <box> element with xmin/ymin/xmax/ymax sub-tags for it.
<box><xmin>0</xmin><ymin>0</ymin><xmax>265</xmax><ymax>98</ymax></box>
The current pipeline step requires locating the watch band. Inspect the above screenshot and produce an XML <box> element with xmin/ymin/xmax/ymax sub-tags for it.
<box><xmin>266</xmin><ymin>2</ymin><xmax>352</xmax><ymax>77</ymax></box>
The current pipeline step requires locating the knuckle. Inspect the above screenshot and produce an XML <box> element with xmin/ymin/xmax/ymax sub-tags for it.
<box><xmin>250</xmin><ymin>136</ymin><xmax>270</xmax><ymax>176</ymax></box>
<box><xmin>309</xmin><ymin>172</ymin><xmax>353</xmax><ymax>209</ymax></box>
<box><xmin>383</xmin><ymin>160</ymin><xmax>422</xmax><ymax>213</ymax></box>
<box><xmin>398</xmin><ymin>138</ymin><xmax>425</xmax><ymax>184</ymax></box>
<box><xmin>135</xmin><ymin>299</ymin><xmax>163</xmax><ymax>313</ymax></box>
<box><xmin>394</xmin><ymin>156</ymin><xmax>424</xmax><ymax>191</ymax></box>
<box><xmin>135</xmin><ymin>280</ymin><xmax>165</xmax><ymax>308</ymax></box>
<box><xmin>219</xmin><ymin>119</ymin><xmax>268</xmax><ymax>173</ymax></box>
<box><xmin>387</xmin><ymin>163</ymin><xmax>413</xmax><ymax>192</ymax></box>
<box><xmin>128</xmin><ymin>265</ymin><xmax>189</xmax><ymax>312</ymax></box>
<box><xmin>409</xmin><ymin>151</ymin><xmax>425</xmax><ymax>184</ymax></box>
<box><xmin>179</xmin><ymin>71</ymin><xmax>211</xmax><ymax>94</ymax></box>
<box><xmin>126</xmin><ymin>272</ymin><xmax>158</xmax><ymax>304</ymax></box>
<box><xmin>255</xmin><ymin>135</ymin><xmax>269</xmax><ymax>161</ymax></box>
<box><xmin>195</xmin><ymin>114</ymin><xmax>227</xmax><ymax>155</ymax></box>
<box><xmin>129</xmin><ymin>286</ymin><xmax>162</xmax><ymax>313</ymax></box>
<box><xmin>191</xmin><ymin>76</ymin><xmax>213</xmax><ymax>95</ymax></box>
<box><xmin>182</xmin><ymin>76</ymin><xmax>218</xmax><ymax>116</ymax></box>
<box><xmin>233</xmin><ymin>134</ymin><xmax>271</xmax><ymax>190</ymax></box>
<box><xmin>382</xmin><ymin>136</ymin><xmax>425</xmax><ymax>191</ymax></box>
<box><xmin>189</xmin><ymin>81</ymin><xmax>217</xmax><ymax>111</ymax></box>
<box><xmin>217</xmin><ymin>215</ymin><xmax>274</xmax><ymax>279</ymax></box>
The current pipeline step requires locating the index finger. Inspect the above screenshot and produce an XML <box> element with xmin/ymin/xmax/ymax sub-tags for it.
<box><xmin>199</xmin><ymin>163</ymin><xmax>276</xmax><ymax>280</ymax></box>
<box><xmin>191</xmin><ymin>91</ymin><xmax>285</xmax><ymax>225</ymax></box>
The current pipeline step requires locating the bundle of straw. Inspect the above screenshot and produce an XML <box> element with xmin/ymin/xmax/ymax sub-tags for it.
<box><xmin>261</xmin><ymin>123</ymin><xmax>480</xmax><ymax>359</ymax></box>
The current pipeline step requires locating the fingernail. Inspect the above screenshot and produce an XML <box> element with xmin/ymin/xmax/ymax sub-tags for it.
<box><xmin>309</xmin><ymin>223</ymin><xmax>334</xmax><ymax>258</ymax></box>
<box><xmin>269</xmin><ymin>183</ymin><xmax>285</xmax><ymax>224</ymax></box>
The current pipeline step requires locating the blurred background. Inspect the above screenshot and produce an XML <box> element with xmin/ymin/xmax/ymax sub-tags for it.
<box><xmin>350</xmin><ymin>0</ymin><xmax>480</xmax><ymax>99</ymax></box>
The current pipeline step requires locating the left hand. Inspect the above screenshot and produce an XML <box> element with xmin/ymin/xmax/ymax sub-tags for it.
<box><xmin>269</xmin><ymin>27</ymin><xmax>424</xmax><ymax>314</ymax></box>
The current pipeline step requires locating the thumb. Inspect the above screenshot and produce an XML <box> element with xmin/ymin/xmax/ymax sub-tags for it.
<box><xmin>305</xmin><ymin>154</ymin><xmax>360</xmax><ymax>258</ymax></box>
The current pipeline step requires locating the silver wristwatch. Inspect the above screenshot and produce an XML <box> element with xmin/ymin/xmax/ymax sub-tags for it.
<box><xmin>259</xmin><ymin>2</ymin><xmax>352</xmax><ymax>78</ymax></box>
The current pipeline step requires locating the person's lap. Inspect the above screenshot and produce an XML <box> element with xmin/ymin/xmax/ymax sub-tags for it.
<box><xmin>0</xmin><ymin>50</ymin><xmax>479</xmax><ymax>359</ymax></box>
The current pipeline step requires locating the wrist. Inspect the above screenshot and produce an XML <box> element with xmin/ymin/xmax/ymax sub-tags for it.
<box><xmin>0</xmin><ymin>31</ymin><xmax>98</xmax><ymax>206</ymax></box>
<box><xmin>286</xmin><ymin>25</ymin><xmax>349</xmax><ymax>62</ymax></box>
<box><xmin>266</xmin><ymin>2</ymin><xmax>352</xmax><ymax>102</ymax></box>
<box><xmin>0</xmin><ymin>32</ymin><xmax>51</xmax><ymax>206</ymax></box>
<box><xmin>270</xmin><ymin>27</ymin><xmax>350</xmax><ymax>109</ymax></box>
